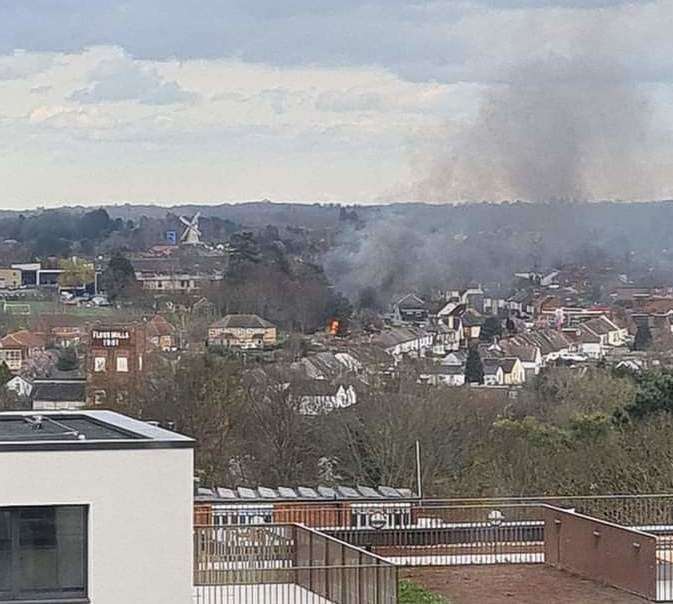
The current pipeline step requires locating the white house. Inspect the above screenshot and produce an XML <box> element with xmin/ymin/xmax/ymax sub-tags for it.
<box><xmin>0</xmin><ymin>410</ymin><xmax>194</xmax><ymax>604</ymax></box>
<box><xmin>499</xmin><ymin>357</ymin><xmax>526</xmax><ymax>385</ymax></box>
<box><xmin>295</xmin><ymin>382</ymin><xmax>357</xmax><ymax>415</ymax></box>
<box><xmin>371</xmin><ymin>327</ymin><xmax>433</xmax><ymax>358</ymax></box>
<box><xmin>418</xmin><ymin>365</ymin><xmax>466</xmax><ymax>387</ymax></box>
<box><xmin>5</xmin><ymin>374</ymin><xmax>33</xmax><ymax>397</ymax></box>
<box><xmin>441</xmin><ymin>350</ymin><xmax>468</xmax><ymax>367</ymax></box>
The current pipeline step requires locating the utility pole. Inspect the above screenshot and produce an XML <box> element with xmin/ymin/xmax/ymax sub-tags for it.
<box><xmin>415</xmin><ymin>440</ymin><xmax>423</xmax><ymax>500</ymax></box>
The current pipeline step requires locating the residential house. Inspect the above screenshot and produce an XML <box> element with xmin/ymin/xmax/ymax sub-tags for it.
<box><xmin>461</xmin><ymin>310</ymin><xmax>483</xmax><ymax>342</ymax></box>
<box><xmin>507</xmin><ymin>291</ymin><xmax>535</xmax><ymax>317</ymax></box>
<box><xmin>0</xmin><ymin>330</ymin><xmax>47</xmax><ymax>372</ymax></box>
<box><xmin>146</xmin><ymin>314</ymin><xmax>178</xmax><ymax>351</ymax></box>
<box><xmin>35</xmin><ymin>314</ymin><xmax>86</xmax><ymax>348</ymax></box>
<box><xmin>427</xmin><ymin>320</ymin><xmax>461</xmax><ymax>354</ymax></box>
<box><xmin>0</xmin><ymin>410</ymin><xmax>194</xmax><ymax>604</ymax></box>
<box><xmin>136</xmin><ymin>271</ymin><xmax>223</xmax><ymax>292</ymax></box>
<box><xmin>418</xmin><ymin>365</ymin><xmax>466</xmax><ymax>387</ymax></box>
<box><xmin>371</xmin><ymin>326</ymin><xmax>433</xmax><ymax>358</ymax></box>
<box><xmin>293</xmin><ymin>381</ymin><xmax>357</xmax><ymax>415</ymax></box>
<box><xmin>499</xmin><ymin>357</ymin><xmax>526</xmax><ymax>385</ymax></box>
<box><xmin>482</xmin><ymin>359</ymin><xmax>505</xmax><ymax>386</ymax></box>
<box><xmin>208</xmin><ymin>314</ymin><xmax>277</xmax><ymax>350</ymax></box>
<box><xmin>441</xmin><ymin>350</ymin><xmax>468</xmax><ymax>367</ymax></box>
<box><xmin>570</xmin><ymin>315</ymin><xmax>628</xmax><ymax>359</ymax></box>
<box><xmin>31</xmin><ymin>379</ymin><xmax>87</xmax><ymax>410</ymax></box>
<box><xmin>5</xmin><ymin>375</ymin><xmax>33</xmax><ymax>398</ymax></box>
<box><xmin>496</xmin><ymin>328</ymin><xmax>571</xmax><ymax>370</ymax></box>
<box><xmin>392</xmin><ymin>294</ymin><xmax>429</xmax><ymax>324</ymax></box>
<box><xmin>497</xmin><ymin>343</ymin><xmax>543</xmax><ymax>378</ymax></box>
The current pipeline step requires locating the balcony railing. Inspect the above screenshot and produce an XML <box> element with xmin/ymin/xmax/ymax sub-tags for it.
<box><xmin>194</xmin><ymin>494</ymin><xmax>673</xmax><ymax>602</ymax></box>
<box><xmin>193</xmin><ymin>523</ymin><xmax>397</xmax><ymax>604</ymax></box>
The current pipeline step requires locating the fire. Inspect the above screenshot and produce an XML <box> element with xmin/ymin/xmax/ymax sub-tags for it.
<box><xmin>329</xmin><ymin>320</ymin><xmax>340</xmax><ymax>336</ymax></box>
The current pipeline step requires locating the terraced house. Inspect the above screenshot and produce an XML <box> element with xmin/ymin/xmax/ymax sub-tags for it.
<box><xmin>207</xmin><ymin>314</ymin><xmax>277</xmax><ymax>350</ymax></box>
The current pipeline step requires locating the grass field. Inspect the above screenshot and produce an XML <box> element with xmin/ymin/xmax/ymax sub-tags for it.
<box><xmin>2</xmin><ymin>299</ymin><xmax>128</xmax><ymax>319</ymax></box>
<box><xmin>399</xmin><ymin>580</ymin><xmax>449</xmax><ymax>604</ymax></box>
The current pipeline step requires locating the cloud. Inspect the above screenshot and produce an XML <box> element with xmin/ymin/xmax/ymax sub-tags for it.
<box><xmin>70</xmin><ymin>50</ymin><xmax>197</xmax><ymax>105</ymax></box>
<box><xmin>0</xmin><ymin>1</ymin><xmax>665</xmax><ymax>85</ymax></box>
<box><xmin>316</xmin><ymin>89</ymin><xmax>387</xmax><ymax>112</ymax></box>
<box><xmin>0</xmin><ymin>50</ymin><xmax>54</xmax><ymax>80</ymax></box>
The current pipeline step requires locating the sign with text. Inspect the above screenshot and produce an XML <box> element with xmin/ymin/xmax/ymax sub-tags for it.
<box><xmin>91</xmin><ymin>329</ymin><xmax>132</xmax><ymax>348</ymax></box>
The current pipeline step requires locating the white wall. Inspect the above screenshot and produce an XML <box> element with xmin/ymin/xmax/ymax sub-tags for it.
<box><xmin>0</xmin><ymin>447</ymin><xmax>193</xmax><ymax>604</ymax></box>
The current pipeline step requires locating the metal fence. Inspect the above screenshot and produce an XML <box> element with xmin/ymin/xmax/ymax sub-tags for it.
<box><xmin>193</xmin><ymin>523</ymin><xmax>397</xmax><ymax>604</ymax></box>
<box><xmin>195</xmin><ymin>495</ymin><xmax>673</xmax><ymax>602</ymax></box>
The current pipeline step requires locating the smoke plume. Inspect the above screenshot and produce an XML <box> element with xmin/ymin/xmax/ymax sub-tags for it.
<box><xmin>411</xmin><ymin>55</ymin><xmax>652</xmax><ymax>203</ymax></box>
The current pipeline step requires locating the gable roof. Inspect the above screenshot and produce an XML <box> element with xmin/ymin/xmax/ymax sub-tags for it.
<box><xmin>146</xmin><ymin>315</ymin><xmax>176</xmax><ymax>337</ymax></box>
<box><xmin>580</xmin><ymin>316</ymin><xmax>620</xmax><ymax>337</ymax></box>
<box><xmin>210</xmin><ymin>314</ymin><xmax>275</xmax><ymax>329</ymax></box>
<box><xmin>371</xmin><ymin>326</ymin><xmax>426</xmax><ymax>349</ymax></box>
<box><xmin>482</xmin><ymin>358</ymin><xmax>504</xmax><ymax>375</ymax></box>
<box><xmin>0</xmin><ymin>330</ymin><xmax>46</xmax><ymax>350</ymax></box>
<box><xmin>396</xmin><ymin>294</ymin><xmax>427</xmax><ymax>310</ymax></box>
<box><xmin>499</xmin><ymin>357</ymin><xmax>520</xmax><ymax>374</ymax></box>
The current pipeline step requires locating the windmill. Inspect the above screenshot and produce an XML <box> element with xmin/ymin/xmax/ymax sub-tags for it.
<box><xmin>179</xmin><ymin>213</ymin><xmax>202</xmax><ymax>245</ymax></box>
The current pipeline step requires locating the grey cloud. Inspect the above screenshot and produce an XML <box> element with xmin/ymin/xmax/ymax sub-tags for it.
<box><xmin>70</xmin><ymin>55</ymin><xmax>197</xmax><ymax>105</ymax></box>
<box><xmin>0</xmin><ymin>1</ymin><xmax>646</xmax><ymax>78</ymax></box>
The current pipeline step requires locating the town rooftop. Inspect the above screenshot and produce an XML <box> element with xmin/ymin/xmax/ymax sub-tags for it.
<box><xmin>0</xmin><ymin>410</ymin><xmax>193</xmax><ymax>451</ymax></box>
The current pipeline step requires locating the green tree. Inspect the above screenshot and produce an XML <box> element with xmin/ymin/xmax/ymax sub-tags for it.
<box><xmin>0</xmin><ymin>362</ymin><xmax>12</xmax><ymax>386</ymax></box>
<box><xmin>100</xmin><ymin>252</ymin><xmax>137</xmax><ymax>301</ymax></box>
<box><xmin>633</xmin><ymin>322</ymin><xmax>652</xmax><ymax>351</ymax></box>
<box><xmin>480</xmin><ymin>316</ymin><xmax>502</xmax><ymax>342</ymax></box>
<box><xmin>58</xmin><ymin>257</ymin><xmax>95</xmax><ymax>288</ymax></box>
<box><xmin>625</xmin><ymin>371</ymin><xmax>673</xmax><ymax>419</ymax></box>
<box><xmin>464</xmin><ymin>346</ymin><xmax>484</xmax><ymax>384</ymax></box>
<box><xmin>56</xmin><ymin>348</ymin><xmax>79</xmax><ymax>372</ymax></box>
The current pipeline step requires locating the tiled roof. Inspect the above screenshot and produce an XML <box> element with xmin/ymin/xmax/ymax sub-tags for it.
<box><xmin>396</xmin><ymin>293</ymin><xmax>427</xmax><ymax>309</ymax></box>
<box><xmin>210</xmin><ymin>314</ymin><xmax>275</xmax><ymax>329</ymax></box>
<box><xmin>0</xmin><ymin>330</ymin><xmax>46</xmax><ymax>349</ymax></box>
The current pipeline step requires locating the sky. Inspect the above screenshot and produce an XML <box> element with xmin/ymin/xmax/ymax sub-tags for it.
<box><xmin>0</xmin><ymin>1</ymin><xmax>672</xmax><ymax>207</ymax></box>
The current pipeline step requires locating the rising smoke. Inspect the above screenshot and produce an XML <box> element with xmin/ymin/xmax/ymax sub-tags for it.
<box><xmin>412</xmin><ymin>55</ymin><xmax>651</xmax><ymax>203</ymax></box>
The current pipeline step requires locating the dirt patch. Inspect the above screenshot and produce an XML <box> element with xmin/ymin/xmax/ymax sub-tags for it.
<box><xmin>401</xmin><ymin>565</ymin><xmax>648</xmax><ymax>604</ymax></box>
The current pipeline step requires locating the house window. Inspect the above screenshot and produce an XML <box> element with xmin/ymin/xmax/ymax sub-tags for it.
<box><xmin>93</xmin><ymin>357</ymin><xmax>106</xmax><ymax>372</ymax></box>
<box><xmin>116</xmin><ymin>357</ymin><xmax>128</xmax><ymax>373</ymax></box>
<box><xmin>93</xmin><ymin>390</ymin><xmax>106</xmax><ymax>405</ymax></box>
<box><xmin>0</xmin><ymin>505</ymin><xmax>87</xmax><ymax>601</ymax></box>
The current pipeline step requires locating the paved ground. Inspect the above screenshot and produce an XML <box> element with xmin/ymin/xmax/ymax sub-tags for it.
<box><xmin>401</xmin><ymin>565</ymin><xmax>648</xmax><ymax>604</ymax></box>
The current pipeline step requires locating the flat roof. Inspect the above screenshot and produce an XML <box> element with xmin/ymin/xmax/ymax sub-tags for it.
<box><xmin>0</xmin><ymin>410</ymin><xmax>194</xmax><ymax>452</ymax></box>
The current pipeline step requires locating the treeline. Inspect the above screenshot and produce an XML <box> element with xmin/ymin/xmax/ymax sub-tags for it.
<box><xmin>0</xmin><ymin>209</ymin><xmax>129</xmax><ymax>258</ymax></box>
<box><xmin>108</xmin><ymin>356</ymin><xmax>673</xmax><ymax>496</ymax></box>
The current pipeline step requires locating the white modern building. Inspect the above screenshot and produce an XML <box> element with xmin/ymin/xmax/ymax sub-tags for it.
<box><xmin>0</xmin><ymin>410</ymin><xmax>194</xmax><ymax>604</ymax></box>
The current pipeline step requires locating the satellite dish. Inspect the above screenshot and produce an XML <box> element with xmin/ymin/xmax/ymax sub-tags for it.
<box><xmin>179</xmin><ymin>213</ymin><xmax>202</xmax><ymax>245</ymax></box>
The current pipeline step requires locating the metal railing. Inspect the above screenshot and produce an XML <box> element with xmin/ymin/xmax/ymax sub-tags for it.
<box><xmin>195</xmin><ymin>494</ymin><xmax>673</xmax><ymax>602</ymax></box>
<box><xmin>193</xmin><ymin>523</ymin><xmax>397</xmax><ymax>604</ymax></box>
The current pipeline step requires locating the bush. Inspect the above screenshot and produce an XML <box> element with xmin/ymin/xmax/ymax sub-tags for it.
<box><xmin>399</xmin><ymin>580</ymin><xmax>449</xmax><ymax>604</ymax></box>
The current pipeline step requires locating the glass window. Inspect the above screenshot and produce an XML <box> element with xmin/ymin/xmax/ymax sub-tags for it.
<box><xmin>116</xmin><ymin>357</ymin><xmax>128</xmax><ymax>372</ymax></box>
<box><xmin>94</xmin><ymin>357</ymin><xmax>106</xmax><ymax>372</ymax></box>
<box><xmin>0</xmin><ymin>505</ymin><xmax>87</xmax><ymax>601</ymax></box>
